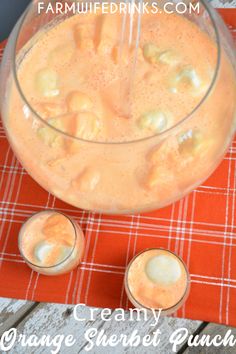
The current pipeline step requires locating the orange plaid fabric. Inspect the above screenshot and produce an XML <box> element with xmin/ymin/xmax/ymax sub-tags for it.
<box><xmin>0</xmin><ymin>9</ymin><xmax>235</xmax><ymax>326</ymax></box>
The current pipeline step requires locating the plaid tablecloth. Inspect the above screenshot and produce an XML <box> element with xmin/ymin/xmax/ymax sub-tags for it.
<box><xmin>0</xmin><ymin>9</ymin><xmax>235</xmax><ymax>326</ymax></box>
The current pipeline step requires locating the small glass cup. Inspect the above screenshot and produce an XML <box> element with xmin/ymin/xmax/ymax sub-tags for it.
<box><xmin>18</xmin><ymin>210</ymin><xmax>85</xmax><ymax>276</ymax></box>
<box><xmin>125</xmin><ymin>248</ymin><xmax>190</xmax><ymax>316</ymax></box>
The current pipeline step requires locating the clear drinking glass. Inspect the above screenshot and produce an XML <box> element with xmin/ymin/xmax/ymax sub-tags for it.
<box><xmin>18</xmin><ymin>210</ymin><xmax>85</xmax><ymax>276</ymax></box>
<box><xmin>0</xmin><ymin>0</ymin><xmax>235</xmax><ymax>214</ymax></box>
<box><xmin>125</xmin><ymin>248</ymin><xmax>190</xmax><ymax>316</ymax></box>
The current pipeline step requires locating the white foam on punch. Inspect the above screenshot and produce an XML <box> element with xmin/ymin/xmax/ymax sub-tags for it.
<box><xmin>34</xmin><ymin>241</ymin><xmax>55</xmax><ymax>263</ymax></box>
<box><xmin>145</xmin><ymin>255</ymin><xmax>181</xmax><ymax>285</ymax></box>
<box><xmin>176</xmin><ymin>68</ymin><xmax>201</xmax><ymax>88</ymax></box>
<box><xmin>34</xmin><ymin>241</ymin><xmax>73</xmax><ymax>266</ymax></box>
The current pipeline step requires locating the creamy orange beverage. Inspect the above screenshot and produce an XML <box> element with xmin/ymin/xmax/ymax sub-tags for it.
<box><xmin>125</xmin><ymin>249</ymin><xmax>190</xmax><ymax>314</ymax></box>
<box><xmin>19</xmin><ymin>211</ymin><xmax>84</xmax><ymax>275</ymax></box>
<box><xmin>2</xmin><ymin>7</ymin><xmax>236</xmax><ymax>213</ymax></box>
